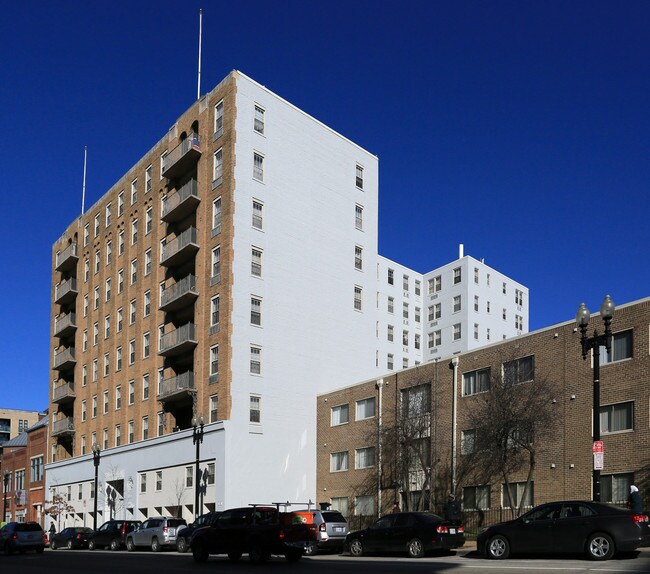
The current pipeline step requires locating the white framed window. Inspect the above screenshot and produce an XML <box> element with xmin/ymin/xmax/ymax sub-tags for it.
<box><xmin>185</xmin><ymin>466</ymin><xmax>194</xmax><ymax>488</ymax></box>
<box><xmin>103</xmin><ymin>390</ymin><xmax>109</xmax><ymax>414</ymax></box>
<box><xmin>600</xmin><ymin>401</ymin><xmax>633</xmax><ymax>433</ymax></box>
<box><xmin>104</xmin><ymin>315</ymin><xmax>110</xmax><ymax>339</ymax></box>
<box><xmin>250</xmin><ymin>346</ymin><xmax>261</xmax><ymax>374</ymax></box>
<box><xmin>355</xmin><ymin>204</ymin><xmax>363</xmax><ymax>230</ymax></box>
<box><xmin>131</xmin><ymin>219</ymin><xmax>138</xmax><ymax>244</ymax></box>
<box><xmin>130</xmin><ymin>258</ymin><xmax>137</xmax><ymax>284</ymax></box>
<box><xmin>251</xmin><ymin>296</ymin><xmax>262</xmax><ymax>326</ymax></box>
<box><xmin>213</xmin><ymin>148</ymin><xmax>223</xmax><ymax>186</ymax></box>
<box><xmin>461</xmin><ymin>429</ymin><xmax>476</xmax><ymax>454</ymax></box>
<box><xmin>503</xmin><ymin>356</ymin><xmax>534</xmax><ymax>384</ymax></box>
<box><xmin>95</xmin><ymin>250</ymin><xmax>100</xmax><ymax>274</ymax></box>
<box><xmin>129</xmin><ymin>339</ymin><xmax>136</xmax><ymax>365</ymax></box>
<box><xmin>356</xmin><ymin>397</ymin><xmax>375</xmax><ymax>420</ymax></box>
<box><xmin>160</xmin><ymin>151</ymin><xmax>168</xmax><ymax>179</ymax></box>
<box><xmin>93</xmin><ymin>322</ymin><xmax>99</xmax><ymax>345</ymax></box>
<box><xmin>502</xmin><ymin>481</ymin><xmax>533</xmax><ymax>508</ymax></box>
<box><xmin>415</xmin><ymin>280</ymin><xmax>421</xmax><ymax>296</ymax></box>
<box><xmin>143</xmin><ymin>332</ymin><xmax>150</xmax><ymax>359</ymax></box>
<box><xmin>145</xmin><ymin>165</ymin><xmax>152</xmax><ymax>193</ymax></box>
<box><xmin>157</xmin><ymin>411</ymin><xmax>164</xmax><ymax>436</ymax></box>
<box><xmin>355</xmin><ymin>447</ymin><xmax>375</xmax><ymax>469</ymax></box>
<box><xmin>474</xmin><ymin>323</ymin><xmax>479</xmax><ymax>340</ymax></box>
<box><xmin>250</xmin><ymin>395</ymin><xmax>261</xmax><ymax>423</ymax></box>
<box><xmin>214</xmin><ymin>100</ymin><xmax>224</xmax><ymax>137</ymax></box>
<box><xmin>212</xmin><ymin>196</ymin><xmax>222</xmax><ymax>234</ymax></box>
<box><xmin>128</xmin><ymin>380</ymin><xmax>135</xmax><ymax>405</ymax></box>
<box><xmin>515</xmin><ymin>289</ymin><xmax>524</xmax><ymax>306</ymax></box>
<box><xmin>453</xmin><ymin>295</ymin><xmax>461</xmax><ymax>313</ymax></box>
<box><xmin>155</xmin><ymin>470</ymin><xmax>163</xmax><ymax>491</ymax></box>
<box><xmin>453</xmin><ymin>267</ymin><xmax>462</xmax><ymax>284</ymax></box>
<box><xmin>210</xmin><ymin>395</ymin><xmax>218</xmax><ymax>423</ymax></box>
<box><xmin>106</xmin><ymin>241</ymin><xmax>112</xmax><ymax>265</ymax></box>
<box><xmin>599</xmin><ymin>330</ymin><xmax>633</xmax><ymax>364</ymax></box>
<box><xmin>211</xmin><ymin>295</ymin><xmax>220</xmax><ymax>329</ymax></box>
<box><xmin>93</xmin><ymin>286</ymin><xmax>99</xmax><ymax>309</ymax></box>
<box><xmin>83</xmin><ymin>294</ymin><xmax>89</xmax><ymax>317</ymax></box>
<box><xmin>116</xmin><ymin>347</ymin><xmax>122</xmax><ymax>371</ymax></box>
<box><xmin>330</xmin><ymin>451</ymin><xmax>348</xmax><ymax>472</ymax></box>
<box><xmin>254</xmin><ymin>104</ymin><xmax>265</xmax><ymax>134</ymax></box>
<box><xmin>387</xmin><ymin>268</ymin><xmax>394</xmax><ymax>285</ymax></box>
<box><xmin>415</xmin><ymin>333</ymin><xmax>421</xmax><ymax>349</ymax></box>
<box><xmin>145</xmin><ymin>206</ymin><xmax>153</xmax><ymax>234</ymax></box>
<box><xmin>403</xmin><ymin>302</ymin><xmax>409</xmax><ymax>319</ymax></box>
<box><xmin>354</xmin><ymin>285</ymin><xmax>362</xmax><ymax>311</ymax></box>
<box><xmin>355</xmin><ymin>164</ymin><xmax>364</xmax><ymax>189</ymax></box>
<box><xmin>131</xmin><ymin>178</ymin><xmax>137</xmax><ymax>204</ymax></box>
<box><xmin>211</xmin><ymin>246</ymin><xmax>221</xmax><ymax>281</ymax></box>
<box><xmin>251</xmin><ymin>247</ymin><xmax>262</xmax><ymax>277</ymax></box>
<box><xmin>128</xmin><ymin>421</ymin><xmax>134</xmax><ymax>444</ymax></box>
<box><xmin>402</xmin><ymin>330</ymin><xmax>409</xmax><ymax>346</ymax></box>
<box><xmin>105</xmin><ymin>202</ymin><xmax>112</xmax><ymax>227</ymax></box>
<box><xmin>387</xmin><ymin>353</ymin><xmax>394</xmax><ymax>370</ymax></box>
<box><xmin>105</xmin><ymin>278</ymin><xmax>111</xmax><ymax>302</ymax></box>
<box><xmin>142</xmin><ymin>416</ymin><xmax>149</xmax><ymax>440</ymax></box>
<box><xmin>119</xmin><ymin>230</ymin><xmax>125</xmax><ymax>254</ymax></box>
<box><xmin>142</xmin><ymin>374</ymin><xmax>149</xmax><ymax>400</ymax></box>
<box><xmin>82</xmin><ymin>364</ymin><xmax>87</xmax><ymax>386</ymax></box>
<box><xmin>115</xmin><ymin>386</ymin><xmax>121</xmax><ymax>410</ymax></box>
<box><xmin>252</xmin><ymin>200</ymin><xmax>263</xmax><ymax>229</ymax></box>
<box><xmin>453</xmin><ymin>323</ymin><xmax>462</xmax><ymax>341</ymax></box>
<box><xmin>140</xmin><ymin>473</ymin><xmax>147</xmax><ymax>493</ymax></box>
<box><xmin>84</xmin><ymin>259</ymin><xmax>89</xmax><ymax>282</ymax></box>
<box><xmin>94</xmin><ymin>213</ymin><xmax>100</xmax><ymax>236</ymax></box>
<box><xmin>81</xmin><ymin>400</ymin><xmax>87</xmax><ymax>422</ymax></box>
<box><xmin>463</xmin><ymin>485</ymin><xmax>490</xmax><ymax>510</ymax></box>
<box><xmin>210</xmin><ymin>345</ymin><xmax>219</xmax><ymax>376</ymax></box>
<box><xmin>83</xmin><ymin>224</ymin><xmax>89</xmax><ymax>246</ymax></box>
<box><xmin>92</xmin><ymin>359</ymin><xmax>98</xmax><ymax>382</ymax></box>
<box><xmin>130</xmin><ymin>299</ymin><xmax>136</xmax><ymax>324</ymax></box>
<box><xmin>429</xmin><ymin>275</ymin><xmax>442</xmax><ymax>293</ymax></box>
<box><xmin>387</xmin><ymin>325</ymin><xmax>394</xmax><ymax>342</ymax></box>
<box><xmin>92</xmin><ymin>396</ymin><xmax>97</xmax><ymax>418</ymax></box>
<box><xmin>601</xmin><ymin>473</ymin><xmax>633</xmax><ymax>504</ymax></box>
<box><xmin>145</xmin><ymin>249</ymin><xmax>152</xmax><ymax>276</ymax></box>
<box><xmin>253</xmin><ymin>151</ymin><xmax>264</xmax><ymax>181</ymax></box>
<box><xmin>118</xmin><ymin>191</ymin><xmax>124</xmax><ymax>216</ymax></box>
<box><xmin>331</xmin><ymin>497</ymin><xmax>349</xmax><ymax>516</ymax></box>
<box><xmin>415</xmin><ymin>306</ymin><xmax>421</xmax><ymax>323</ymax></box>
<box><xmin>354</xmin><ymin>245</ymin><xmax>363</xmax><ymax>270</ymax></box>
<box><xmin>144</xmin><ymin>290</ymin><xmax>151</xmax><ymax>317</ymax></box>
<box><xmin>331</xmin><ymin>404</ymin><xmax>349</xmax><ymax>426</ymax></box>
<box><xmin>434</xmin><ymin>330</ymin><xmax>442</xmax><ymax>346</ymax></box>
<box><xmin>117</xmin><ymin>307</ymin><xmax>123</xmax><ymax>332</ymax></box>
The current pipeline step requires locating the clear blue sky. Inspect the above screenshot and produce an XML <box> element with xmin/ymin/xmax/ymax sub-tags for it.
<box><xmin>2</xmin><ymin>1</ymin><xmax>649</xmax><ymax>412</ymax></box>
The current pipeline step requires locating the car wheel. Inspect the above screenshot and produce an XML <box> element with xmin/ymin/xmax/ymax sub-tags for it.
<box><xmin>88</xmin><ymin>539</ymin><xmax>96</xmax><ymax>551</ymax></box>
<box><xmin>304</xmin><ymin>541</ymin><xmax>318</xmax><ymax>556</ymax></box>
<box><xmin>192</xmin><ymin>540</ymin><xmax>209</xmax><ymax>563</ymax></box>
<box><xmin>126</xmin><ymin>538</ymin><xmax>136</xmax><ymax>552</ymax></box>
<box><xmin>349</xmin><ymin>538</ymin><xmax>364</xmax><ymax>557</ymax></box>
<box><xmin>110</xmin><ymin>538</ymin><xmax>121</xmax><ymax>551</ymax></box>
<box><xmin>67</xmin><ymin>539</ymin><xmax>73</xmax><ymax>550</ymax></box>
<box><xmin>285</xmin><ymin>547</ymin><xmax>303</xmax><ymax>562</ymax></box>
<box><xmin>176</xmin><ymin>537</ymin><xmax>188</xmax><ymax>553</ymax></box>
<box><xmin>151</xmin><ymin>537</ymin><xmax>161</xmax><ymax>552</ymax></box>
<box><xmin>586</xmin><ymin>532</ymin><xmax>615</xmax><ymax>561</ymax></box>
<box><xmin>407</xmin><ymin>537</ymin><xmax>425</xmax><ymax>558</ymax></box>
<box><xmin>228</xmin><ymin>551</ymin><xmax>242</xmax><ymax>561</ymax></box>
<box><xmin>487</xmin><ymin>534</ymin><xmax>510</xmax><ymax>559</ymax></box>
<box><xmin>50</xmin><ymin>540</ymin><xmax>57</xmax><ymax>550</ymax></box>
<box><xmin>249</xmin><ymin>544</ymin><xmax>270</xmax><ymax>564</ymax></box>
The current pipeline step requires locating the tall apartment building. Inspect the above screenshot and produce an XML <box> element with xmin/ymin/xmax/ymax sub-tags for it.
<box><xmin>47</xmin><ymin>71</ymin><xmax>528</xmax><ymax>524</ymax></box>
<box><xmin>0</xmin><ymin>409</ymin><xmax>42</xmax><ymax>447</ymax></box>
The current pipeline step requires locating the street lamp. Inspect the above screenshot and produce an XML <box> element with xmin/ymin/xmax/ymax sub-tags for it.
<box><xmin>575</xmin><ymin>294</ymin><xmax>615</xmax><ymax>502</ymax></box>
<box><xmin>192</xmin><ymin>416</ymin><xmax>205</xmax><ymax>519</ymax></box>
<box><xmin>92</xmin><ymin>443</ymin><xmax>101</xmax><ymax>530</ymax></box>
<box><xmin>3</xmin><ymin>469</ymin><xmax>10</xmax><ymax>522</ymax></box>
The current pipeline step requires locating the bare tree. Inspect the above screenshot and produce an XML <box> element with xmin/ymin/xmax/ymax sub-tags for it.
<box><xmin>44</xmin><ymin>492</ymin><xmax>75</xmax><ymax>529</ymax></box>
<box><xmin>464</xmin><ymin>355</ymin><xmax>556</xmax><ymax>518</ymax></box>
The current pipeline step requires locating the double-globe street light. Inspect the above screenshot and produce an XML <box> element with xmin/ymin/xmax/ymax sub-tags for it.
<box><xmin>192</xmin><ymin>416</ymin><xmax>205</xmax><ymax>520</ymax></box>
<box><xmin>92</xmin><ymin>443</ymin><xmax>101</xmax><ymax>530</ymax></box>
<box><xmin>575</xmin><ymin>294</ymin><xmax>615</xmax><ymax>502</ymax></box>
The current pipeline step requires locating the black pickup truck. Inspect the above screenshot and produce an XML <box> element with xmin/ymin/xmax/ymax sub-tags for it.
<box><xmin>191</xmin><ymin>505</ymin><xmax>317</xmax><ymax>563</ymax></box>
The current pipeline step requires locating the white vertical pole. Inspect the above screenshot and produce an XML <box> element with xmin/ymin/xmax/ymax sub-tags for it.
<box><xmin>81</xmin><ymin>146</ymin><xmax>87</xmax><ymax>215</ymax></box>
<box><xmin>197</xmin><ymin>8</ymin><xmax>203</xmax><ymax>100</ymax></box>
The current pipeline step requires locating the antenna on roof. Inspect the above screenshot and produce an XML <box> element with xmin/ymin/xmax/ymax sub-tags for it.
<box><xmin>197</xmin><ymin>8</ymin><xmax>203</xmax><ymax>100</ymax></box>
<box><xmin>81</xmin><ymin>145</ymin><xmax>88</xmax><ymax>215</ymax></box>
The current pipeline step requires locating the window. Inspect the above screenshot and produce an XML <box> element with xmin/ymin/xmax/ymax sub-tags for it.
<box><xmin>214</xmin><ymin>100</ymin><xmax>224</xmax><ymax>136</ymax></box>
<box><xmin>387</xmin><ymin>325</ymin><xmax>394</xmax><ymax>342</ymax></box>
<box><xmin>130</xmin><ymin>299</ymin><xmax>136</xmax><ymax>324</ymax></box>
<box><xmin>502</xmin><ymin>308</ymin><xmax>507</xmax><ymax>321</ymax></box>
<box><xmin>402</xmin><ymin>330</ymin><xmax>409</xmax><ymax>346</ymax></box>
<box><xmin>128</xmin><ymin>380</ymin><xmax>135</xmax><ymax>405</ymax></box>
<box><xmin>30</xmin><ymin>456</ymin><xmax>44</xmax><ymax>483</ymax></box>
<box><xmin>252</xmin><ymin>200</ymin><xmax>263</xmax><ymax>229</ymax></box>
<box><xmin>119</xmin><ymin>230</ymin><xmax>124</xmax><ymax>254</ymax></box>
<box><xmin>253</xmin><ymin>152</ymin><xmax>264</xmax><ymax>181</ymax></box>
<box><xmin>117</xmin><ymin>190</ymin><xmax>124</xmax><ymax>216</ymax></box>
<box><xmin>250</xmin><ymin>395</ymin><xmax>261</xmax><ymax>423</ymax></box>
<box><xmin>81</xmin><ymin>400</ymin><xmax>87</xmax><ymax>422</ymax></box>
<box><xmin>453</xmin><ymin>323</ymin><xmax>462</xmax><ymax>341</ymax></box>
<box><xmin>145</xmin><ymin>249</ymin><xmax>152</xmax><ymax>276</ymax></box>
<box><xmin>129</xmin><ymin>339</ymin><xmax>136</xmax><ymax>365</ymax></box>
<box><xmin>254</xmin><ymin>105</ymin><xmax>265</xmax><ymax>134</ymax></box>
<box><xmin>601</xmin><ymin>473</ymin><xmax>633</xmax><ymax>504</ymax></box>
<box><xmin>474</xmin><ymin>323</ymin><xmax>479</xmax><ymax>340</ymax></box>
<box><xmin>212</xmin><ymin>197</ymin><xmax>222</xmax><ymax>234</ymax></box>
<box><xmin>355</xmin><ymin>204</ymin><xmax>363</xmax><ymax>230</ymax></box>
<box><xmin>354</xmin><ymin>286</ymin><xmax>362</xmax><ymax>311</ymax></box>
<box><xmin>93</xmin><ymin>322</ymin><xmax>99</xmax><ymax>345</ymax></box>
<box><xmin>131</xmin><ymin>219</ymin><xmax>138</xmax><ymax>244</ymax></box>
<box><xmin>92</xmin><ymin>359</ymin><xmax>98</xmax><ymax>381</ymax></box>
<box><xmin>94</xmin><ymin>213</ymin><xmax>100</xmax><ymax>236</ymax></box>
<box><xmin>453</xmin><ymin>267</ymin><xmax>462</xmax><ymax>284</ymax></box>
<box><xmin>387</xmin><ymin>353</ymin><xmax>394</xmax><ymax>370</ymax></box>
<box><xmin>143</xmin><ymin>332</ymin><xmax>150</xmax><ymax>358</ymax></box>
<box><xmin>600</xmin><ymin>401</ymin><xmax>633</xmax><ymax>433</ymax></box>
<box><xmin>117</xmin><ymin>307</ymin><xmax>123</xmax><ymax>332</ymax></box>
<box><xmin>355</xmin><ymin>496</ymin><xmax>375</xmax><ymax>515</ymax></box>
<box><xmin>213</xmin><ymin>148</ymin><xmax>223</xmax><ymax>185</ymax></box>
<box><xmin>387</xmin><ymin>297</ymin><xmax>394</xmax><ymax>313</ymax></box>
<box><xmin>415</xmin><ymin>280</ymin><xmax>421</xmax><ymax>296</ymax></box>
<box><xmin>403</xmin><ymin>303</ymin><xmax>409</xmax><ymax>319</ymax></box>
<box><xmin>515</xmin><ymin>289</ymin><xmax>524</xmax><ymax>306</ymax></box>
<box><xmin>131</xmin><ymin>178</ymin><xmax>137</xmax><ymax>204</ymax></box>
<box><xmin>143</xmin><ymin>290</ymin><xmax>151</xmax><ymax>317</ymax></box>
<box><xmin>94</xmin><ymin>250</ymin><xmax>100</xmax><ymax>274</ymax></box>
<box><xmin>211</xmin><ymin>296</ymin><xmax>220</xmax><ymax>329</ymax></box>
<box><xmin>131</xmin><ymin>258</ymin><xmax>137</xmax><ymax>284</ymax></box>
<box><xmin>355</xmin><ymin>447</ymin><xmax>375</xmax><ymax>469</ymax></box>
<box><xmin>355</xmin><ymin>164</ymin><xmax>363</xmax><ymax>189</ymax></box>
<box><xmin>502</xmin><ymin>481</ymin><xmax>533</xmax><ymax>508</ymax></box>
<box><xmin>103</xmin><ymin>353</ymin><xmax>109</xmax><ymax>376</ymax></box>
<box><xmin>250</xmin><ymin>346</ymin><xmax>261</xmax><ymax>374</ymax></box>
<box><xmin>356</xmin><ymin>397</ymin><xmax>376</xmax><ymax>420</ymax></box>
<box><xmin>330</xmin><ymin>451</ymin><xmax>348</xmax><ymax>472</ymax></box>
<box><xmin>140</xmin><ymin>473</ymin><xmax>147</xmax><ymax>493</ymax></box>
<box><xmin>463</xmin><ymin>485</ymin><xmax>490</xmax><ymax>510</ymax></box>
<box><xmin>503</xmin><ymin>356</ymin><xmax>534</xmax><ymax>384</ymax></box>
<box><xmin>453</xmin><ymin>296</ymin><xmax>461</xmax><ymax>313</ymax></box>
<box><xmin>402</xmin><ymin>275</ymin><xmax>409</xmax><ymax>292</ymax></box>
<box><xmin>211</xmin><ymin>246</ymin><xmax>221</xmax><ymax>281</ymax></box>
<box><xmin>474</xmin><ymin>267</ymin><xmax>479</xmax><ymax>284</ymax></box>
<box><xmin>103</xmin><ymin>391</ymin><xmax>109</xmax><ymax>414</ymax></box>
<box><xmin>142</xmin><ymin>374</ymin><xmax>149</xmax><ymax>400</ymax></box>
<box><xmin>461</xmin><ymin>429</ymin><xmax>476</xmax><ymax>454</ymax></box>
<box><xmin>401</xmin><ymin>383</ymin><xmax>431</xmax><ymax>417</ymax></box>
<box><xmin>82</xmin><ymin>364</ymin><xmax>87</xmax><ymax>385</ymax></box>
<box><xmin>185</xmin><ymin>466</ymin><xmax>194</xmax><ymax>488</ymax></box>
<box><xmin>515</xmin><ymin>315</ymin><xmax>523</xmax><ymax>330</ymax></box>
<box><xmin>207</xmin><ymin>463</ymin><xmax>215</xmax><ymax>485</ymax></box>
<box><xmin>104</xmin><ymin>314</ymin><xmax>110</xmax><ymax>338</ymax></box>
<box><xmin>157</xmin><ymin>412</ymin><xmax>164</xmax><ymax>436</ymax></box>
<box><xmin>415</xmin><ymin>333</ymin><xmax>421</xmax><ymax>349</ymax></box>
<box><xmin>155</xmin><ymin>471</ymin><xmax>163</xmax><ymax>491</ymax></box>
<box><xmin>251</xmin><ymin>247</ymin><xmax>262</xmax><ymax>277</ymax></box>
<box><xmin>145</xmin><ymin>165</ymin><xmax>152</xmax><ymax>193</ymax></box>
<box><xmin>429</xmin><ymin>275</ymin><xmax>441</xmax><ymax>293</ymax></box>
<box><xmin>463</xmin><ymin>367</ymin><xmax>490</xmax><ymax>396</ymax></box>
<box><xmin>251</xmin><ymin>297</ymin><xmax>262</xmax><ymax>326</ymax></box>
<box><xmin>354</xmin><ymin>245</ymin><xmax>363</xmax><ymax>270</ymax></box>
<box><xmin>210</xmin><ymin>395</ymin><xmax>218</xmax><ymax>423</ymax></box>
<box><xmin>210</xmin><ymin>345</ymin><xmax>219</xmax><ymax>376</ymax></box>
<box><xmin>502</xmin><ymin>282</ymin><xmax>507</xmax><ymax>294</ymax></box>
<box><xmin>115</xmin><ymin>347</ymin><xmax>122</xmax><ymax>371</ymax></box>
<box><xmin>140</xmin><ymin>417</ymin><xmax>148</xmax><ymax>441</ymax></box>
<box><xmin>15</xmin><ymin>470</ymin><xmax>25</xmax><ymax>491</ymax></box>
<box><xmin>600</xmin><ymin>330</ymin><xmax>633</xmax><ymax>364</ymax></box>
<box><xmin>387</xmin><ymin>268</ymin><xmax>394</xmax><ymax>285</ymax></box>
<box><xmin>92</xmin><ymin>396</ymin><xmax>97</xmax><ymax>418</ymax></box>
<box><xmin>106</xmin><ymin>240</ymin><xmax>112</xmax><ymax>265</ymax></box>
<box><xmin>331</xmin><ymin>404</ymin><xmax>349</xmax><ymax>426</ymax></box>
<box><xmin>128</xmin><ymin>421</ymin><xmax>134</xmax><ymax>444</ymax></box>
<box><xmin>84</xmin><ymin>260</ymin><xmax>89</xmax><ymax>282</ymax></box>
<box><xmin>93</xmin><ymin>286</ymin><xmax>99</xmax><ymax>310</ymax></box>
<box><xmin>83</xmin><ymin>224</ymin><xmax>89</xmax><ymax>246</ymax></box>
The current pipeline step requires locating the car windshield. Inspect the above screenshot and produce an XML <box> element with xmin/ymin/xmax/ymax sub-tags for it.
<box><xmin>323</xmin><ymin>511</ymin><xmax>346</xmax><ymax>523</ymax></box>
<box><xmin>417</xmin><ymin>513</ymin><xmax>445</xmax><ymax>524</ymax></box>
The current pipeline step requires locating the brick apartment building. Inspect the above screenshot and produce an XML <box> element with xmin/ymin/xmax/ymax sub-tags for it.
<box><xmin>317</xmin><ymin>296</ymin><xmax>650</xmax><ymax>523</ymax></box>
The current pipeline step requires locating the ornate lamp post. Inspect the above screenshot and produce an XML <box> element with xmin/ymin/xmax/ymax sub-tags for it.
<box><xmin>3</xmin><ymin>469</ymin><xmax>10</xmax><ymax>522</ymax></box>
<box><xmin>192</xmin><ymin>416</ymin><xmax>205</xmax><ymax>519</ymax></box>
<box><xmin>575</xmin><ymin>294</ymin><xmax>615</xmax><ymax>502</ymax></box>
<box><xmin>92</xmin><ymin>443</ymin><xmax>101</xmax><ymax>530</ymax></box>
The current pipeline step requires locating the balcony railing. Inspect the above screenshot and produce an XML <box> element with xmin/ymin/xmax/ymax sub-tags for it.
<box><xmin>52</xmin><ymin>382</ymin><xmax>75</xmax><ymax>404</ymax></box>
<box><xmin>159</xmin><ymin>274</ymin><xmax>198</xmax><ymax>313</ymax></box>
<box><xmin>53</xmin><ymin>347</ymin><xmax>76</xmax><ymax>371</ymax></box>
<box><xmin>55</xmin><ymin>278</ymin><xmax>78</xmax><ymax>305</ymax></box>
<box><xmin>162</xmin><ymin>179</ymin><xmax>200</xmax><ymax>223</ymax></box>
<box><xmin>54</xmin><ymin>312</ymin><xmax>77</xmax><ymax>338</ymax></box>
<box><xmin>157</xmin><ymin>371</ymin><xmax>195</xmax><ymax>402</ymax></box>
<box><xmin>55</xmin><ymin>243</ymin><xmax>79</xmax><ymax>272</ymax></box>
<box><xmin>160</xmin><ymin>227</ymin><xmax>199</xmax><ymax>267</ymax></box>
<box><xmin>158</xmin><ymin>323</ymin><xmax>197</xmax><ymax>357</ymax></box>
<box><xmin>52</xmin><ymin>417</ymin><xmax>75</xmax><ymax>437</ymax></box>
<box><xmin>161</xmin><ymin>133</ymin><xmax>201</xmax><ymax>179</ymax></box>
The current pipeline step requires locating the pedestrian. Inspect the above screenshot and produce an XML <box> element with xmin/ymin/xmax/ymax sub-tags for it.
<box><xmin>392</xmin><ymin>502</ymin><xmax>400</xmax><ymax>513</ymax></box>
<box><xmin>628</xmin><ymin>485</ymin><xmax>643</xmax><ymax>513</ymax></box>
<box><xmin>49</xmin><ymin>522</ymin><xmax>56</xmax><ymax>539</ymax></box>
<box><xmin>443</xmin><ymin>493</ymin><xmax>462</xmax><ymax>524</ymax></box>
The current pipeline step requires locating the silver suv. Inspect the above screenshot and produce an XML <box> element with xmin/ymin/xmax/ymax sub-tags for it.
<box><xmin>296</xmin><ymin>509</ymin><xmax>348</xmax><ymax>555</ymax></box>
<box><xmin>126</xmin><ymin>517</ymin><xmax>187</xmax><ymax>552</ymax></box>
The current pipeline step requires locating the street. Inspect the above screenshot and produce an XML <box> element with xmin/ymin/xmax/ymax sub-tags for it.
<box><xmin>1</xmin><ymin>547</ymin><xmax>649</xmax><ymax>574</ymax></box>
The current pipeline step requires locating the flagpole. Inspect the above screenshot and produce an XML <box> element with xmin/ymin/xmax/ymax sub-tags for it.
<box><xmin>81</xmin><ymin>145</ymin><xmax>87</xmax><ymax>215</ymax></box>
<box><xmin>197</xmin><ymin>8</ymin><xmax>203</xmax><ymax>100</ymax></box>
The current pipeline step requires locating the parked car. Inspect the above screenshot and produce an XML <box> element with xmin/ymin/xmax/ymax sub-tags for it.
<box><xmin>345</xmin><ymin>512</ymin><xmax>465</xmax><ymax>558</ymax></box>
<box><xmin>126</xmin><ymin>517</ymin><xmax>187</xmax><ymax>552</ymax></box>
<box><xmin>50</xmin><ymin>526</ymin><xmax>93</xmax><ymax>550</ymax></box>
<box><xmin>88</xmin><ymin>520</ymin><xmax>142</xmax><ymax>550</ymax></box>
<box><xmin>293</xmin><ymin>509</ymin><xmax>348</xmax><ymax>555</ymax></box>
<box><xmin>176</xmin><ymin>512</ymin><xmax>222</xmax><ymax>553</ymax></box>
<box><xmin>0</xmin><ymin>522</ymin><xmax>46</xmax><ymax>554</ymax></box>
<box><xmin>477</xmin><ymin>500</ymin><xmax>650</xmax><ymax>560</ymax></box>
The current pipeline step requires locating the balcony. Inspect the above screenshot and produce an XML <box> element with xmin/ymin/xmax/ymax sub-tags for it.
<box><xmin>162</xmin><ymin>180</ymin><xmax>200</xmax><ymax>223</ymax></box>
<box><xmin>159</xmin><ymin>275</ymin><xmax>198</xmax><ymax>313</ymax></box>
<box><xmin>53</xmin><ymin>347</ymin><xmax>76</xmax><ymax>371</ymax></box>
<box><xmin>157</xmin><ymin>371</ymin><xmax>195</xmax><ymax>403</ymax></box>
<box><xmin>52</xmin><ymin>417</ymin><xmax>75</xmax><ymax>438</ymax></box>
<box><xmin>161</xmin><ymin>133</ymin><xmax>201</xmax><ymax>179</ymax></box>
<box><xmin>56</xmin><ymin>243</ymin><xmax>79</xmax><ymax>272</ymax></box>
<box><xmin>54</xmin><ymin>312</ymin><xmax>77</xmax><ymax>338</ymax></box>
<box><xmin>158</xmin><ymin>323</ymin><xmax>197</xmax><ymax>357</ymax></box>
<box><xmin>55</xmin><ymin>278</ymin><xmax>78</xmax><ymax>305</ymax></box>
<box><xmin>52</xmin><ymin>382</ymin><xmax>75</xmax><ymax>405</ymax></box>
<box><xmin>160</xmin><ymin>227</ymin><xmax>199</xmax><ymax>268</ymax></box>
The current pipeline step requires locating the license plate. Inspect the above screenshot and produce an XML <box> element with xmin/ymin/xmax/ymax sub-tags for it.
<box><xmin>449</xmin><ymin>528</ymin><xmax>456</xmax><ymax>534</ymax></box>
<box><xmin>169</xmin><ymin>528</ymin><xmax>176</xmax><ymax>535</ymax></box>
<box><xmin>334</xmin><ymin>527</ymin><xmax>343</xmax><ymax>533</ymax></box>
